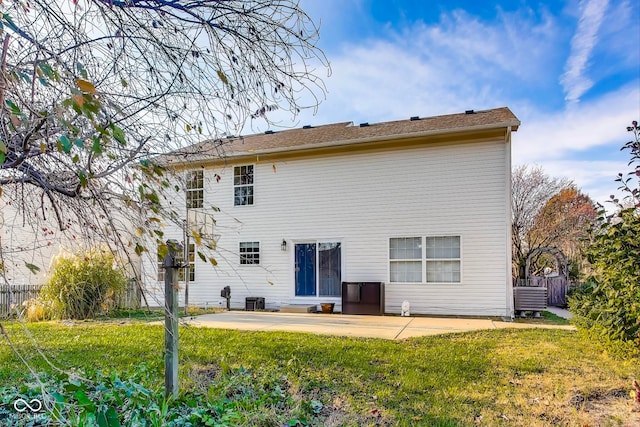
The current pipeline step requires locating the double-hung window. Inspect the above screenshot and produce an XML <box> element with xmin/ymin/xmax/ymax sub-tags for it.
<box><xmin>178</xmin><ymin>243</ymin><xmax>196</xmax><ymax>282</ymax></box>
<box><xmin>426</xmin><ymin>236</ymin><xmax>461</xmax><ymax>283</ymax></box>
<box><xmin>157</xmin><ymin>244</ymin><xmax>195</xmax><ymax>282</ymax></box>
<box><xmin>389</xmin><ymin>236</ymin><xmax>461</xmax><ymax>283</ymax></box>
<box><xmin>389</xmin><ymin>237</ymin><xmax>422</xmax><ymax>282</ymax></box>
<box><xmin>239</xmin><ymin>241</ymin><xmax>260</xmax><ymax>265</ymax></box>
<box><xmin>186</xmin><ymin>170</ymin><xmax>204</xmax><ymax>209</ymax></box>
<box><xmin>157</xmin><ymin>251</ymin><xmax>165</xmax><ymax>282</ymax></box>
<box><xmin>234</xmin><ymin>165</ymin><xmax>254</xmax><ymax>206</ymax></box>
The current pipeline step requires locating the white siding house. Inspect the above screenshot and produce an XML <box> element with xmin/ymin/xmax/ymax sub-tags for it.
<box><xmin>0</xmin><ymin>197</ymin><xmax>141</xmax><ymax>287</ymax></box>
<box><xmin>142</xmin><ymin>107</ymin><xmax>519</xmax><ymax>317</ymax></box>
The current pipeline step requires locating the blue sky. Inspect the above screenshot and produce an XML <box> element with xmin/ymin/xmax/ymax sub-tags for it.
<box><xmin>266</xmin><ymin>0</ymin><xmax>640</xmax><ymax>206</ymax></box>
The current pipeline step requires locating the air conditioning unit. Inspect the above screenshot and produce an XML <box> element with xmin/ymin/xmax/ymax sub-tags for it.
<box><xmin>514</xmin><ymin>286</ymin><xmax>547</xmax><ymax>312</ymax></box>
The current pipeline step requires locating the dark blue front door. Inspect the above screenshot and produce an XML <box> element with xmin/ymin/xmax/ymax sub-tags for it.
<box><xmin>295</xmin><ymin>243</ymin><xmax>316</xmax><ymax>296</ymax></box>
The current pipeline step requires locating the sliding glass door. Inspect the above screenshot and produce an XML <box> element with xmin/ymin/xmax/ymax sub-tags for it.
<box><xmin>295</xmin><ymin>242</ymin><xmax>341</xmax><ymax>297</ymax></box>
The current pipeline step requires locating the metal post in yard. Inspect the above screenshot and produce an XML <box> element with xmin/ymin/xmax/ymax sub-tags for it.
<box><xmin>163</xmin><ymin>239</ymin><xmax>183</xmax><ymax>399</ymax></box>
<box><xmin>183</xmin><ymin>219</ymin><xmax>189</xmax><ymax>317</ymax></box>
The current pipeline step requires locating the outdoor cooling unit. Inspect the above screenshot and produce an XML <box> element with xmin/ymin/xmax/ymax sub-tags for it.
<box><xmin>513</xmin><ymin>286</ymin><xmax>548</xmax><ymax>313</ymax></box>
<box><xmin>245</xmin><ymin>297</ymin><xmax>265</xmax><ymax>311</ymax></box>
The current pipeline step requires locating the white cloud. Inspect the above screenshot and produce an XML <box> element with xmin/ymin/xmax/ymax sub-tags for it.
<box><xmin>537</xmin><ymin>159</ymin><xmax>630</xmax><ymax>206</ymax></box>
<box><xmin>513</xmin><ymin>82</ymin><xmax>639</xmax><ymax>163</ymax></box>
<box><xmin>512</xmin><ymin>82</ymin><xmax>639</xmax><ymax>205</ymax></box>
<box><xmin>285</xmin><ymin>8</ymin><xmax>560</xmax><ymax>126</ymax></box>
<box><xmin>560</xmin><ymin>0</ymin><xmax>610</xmax><ymax>104</ymax></box>
<box><xmin>261</xmin><ymin>1</ymin><xmax>639</xmax><ymax>208</ymax></box>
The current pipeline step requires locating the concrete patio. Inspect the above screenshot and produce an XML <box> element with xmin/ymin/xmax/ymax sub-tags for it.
<box><xmin>182</xmin><ymin>311</ymin><xmax>575</xmax><ymax>340</ymax></box>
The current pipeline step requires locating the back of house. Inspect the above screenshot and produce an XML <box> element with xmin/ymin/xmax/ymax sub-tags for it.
<box><xmin>142</xmin><ymin>107</ymin><xmax>519</xmax><ymax>317</ymax></box>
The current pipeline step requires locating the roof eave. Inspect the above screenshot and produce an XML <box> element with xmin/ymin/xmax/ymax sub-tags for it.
<box><xmin>223</xmin><ymin>119</ymin><xmax>520</xmax><ymax>159</ymax></box>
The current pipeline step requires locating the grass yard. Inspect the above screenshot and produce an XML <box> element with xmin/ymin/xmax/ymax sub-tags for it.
<box><xmin>0</xmin><ymin>321</ymin><xmax>638</xmax><ymax>426</ymax></box>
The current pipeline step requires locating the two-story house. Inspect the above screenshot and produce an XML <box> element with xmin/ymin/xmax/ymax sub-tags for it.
<box><xmin>142</xmin><ymin>107</ymin><xmax>519</xmax><ymax>317</ymax></box>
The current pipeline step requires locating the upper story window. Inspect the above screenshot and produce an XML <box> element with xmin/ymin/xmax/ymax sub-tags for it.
<box><xmin>234</xmin><ymin>165</ymin><xmax>254</xmax><ymax>206</ymax></box>
<box><xmin>186</xmin><ymin>170</ymin><xmax>204</xmax><ymax>209</ymax></box>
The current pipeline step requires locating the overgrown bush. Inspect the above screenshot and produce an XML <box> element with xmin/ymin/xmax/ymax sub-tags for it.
<box><xmin>22</xmin><ymin>298</ymin><xmax>49</xmax><ymax>322</ymax></box>
<box><xmin>0</xmin><ymin>366</ymin><xmax>327</xmax><ymax>426</ymax></box>
<box><xmin>39</xmin><ymin>249</ymin><xmax>127</xmax><ymax>320</ymax></box>
<box><xmin>569</xmin><ymin>121</ymin><xmax>640</xmax><ymax>357</ymax></box>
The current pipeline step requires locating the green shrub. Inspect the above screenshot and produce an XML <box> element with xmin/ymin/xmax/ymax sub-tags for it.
<box><xmin>39</xmin><ymin>248</ymin><xmax>127</xmax><ymax>320</ymax></box>
<box><xmin>0</xmin><ymin>366</ymin><xmax>326</xmax><ymax>426</ymax></box>
<box><xmin>569</xmin><ymin>121</ymin><xmax>640</xmax><ymax>357</ymax></box>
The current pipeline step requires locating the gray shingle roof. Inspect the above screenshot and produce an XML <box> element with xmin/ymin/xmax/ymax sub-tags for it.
<box><xmin>159</xmin><ymin>107</ymin><xmax>519</xmax><ymax>165</ymax></box>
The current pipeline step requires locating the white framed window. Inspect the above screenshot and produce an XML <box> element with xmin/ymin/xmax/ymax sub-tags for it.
<box><xmin>389</xmin><ymin>237</ymin><xmax>422</xmax><ymax>283</ymax></box>
<box><xmin>234</xmin><ymin>165</ymin><xmax>254</xmax><ymax>206</ymax></box>
<box><xmin>178</xmin><ymin>243</ymin><xmax>196</xmax><ymax>282</ymax></box>
<box><xmin>186</xmin><ymin>170</ymin><xmax>204</xmax><ymax>209</ymax></box>
<box><xmin>426</xmin><ymin>236</ymin><xmax>460</xmax><ymax>283</ymax></box>
<box><xmin>157</xmin><ymin>244</ymin><xmax>195</xmax><ymax>282</ymax></box>
<box><xmin>389</xmin><ymin>236</ymin><xmax>461</xmax><ymax>283</ymax></box>
<box><xmin>239</xmin><ymin>241</ymin><xmax>260</xmax><ymax>265</ymax></box>
<box><xmin>157</xmin><ymin>250</ymin><xmax>165</xmax><ymax>282</ymax></box>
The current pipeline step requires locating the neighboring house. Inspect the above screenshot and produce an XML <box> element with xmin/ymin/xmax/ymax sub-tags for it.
<box><xmin>0</xmin><ymin>199</ymin><xmax>141</xmax><ymax>287</ymax></box>
<box><xmin>142</xmin><ymin>107</ymin><xmax>520</xmax><ymax>317</ymax></box>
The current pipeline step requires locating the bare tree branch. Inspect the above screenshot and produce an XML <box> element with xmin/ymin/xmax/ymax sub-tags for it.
<box><xmin>0</xmin><ymin>0</ymin><xmax>328</xmax><ymax>284</ymax></box>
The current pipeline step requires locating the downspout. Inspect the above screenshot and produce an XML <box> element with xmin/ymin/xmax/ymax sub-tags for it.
<box><xmin>505</xmin><ymin>126</ymin><xmax>515</xmax><ymax>319</ymax></box>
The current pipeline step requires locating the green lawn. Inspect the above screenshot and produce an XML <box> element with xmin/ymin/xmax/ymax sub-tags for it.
<box><xmin>1</xmin><ymin>321</ymin><xmax>638</xmax><ymax>426</ymax></box>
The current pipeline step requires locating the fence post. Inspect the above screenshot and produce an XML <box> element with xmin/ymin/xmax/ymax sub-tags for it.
<box><xmin>163</xmin><ymin>239</ymin><xmax>183</xmax><ymax>399</ymax></box>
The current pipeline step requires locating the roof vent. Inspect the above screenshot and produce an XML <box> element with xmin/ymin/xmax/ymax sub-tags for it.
<box><xmin>302</xmin><ymin>125</ymin><xmax>313</xmax><ymax>129</ymax></box>
<box><xmin>410</xmin><ymin>116</ymin><xmax>420</xmax><ymax>121</ymax></box>
<box><xmin>264</xmin><ymin>130</ymin><xmax>275</xmax><ymax>134</ymax></box>
<box><xmin>465</xmin><ymin>110</ymin><xmax>475</xmax><ymax>114</ymax></box>
<box><xmin>359</xmin><ymin>122</ymin><xmax>369</xmax><ymax>127</ymax></box>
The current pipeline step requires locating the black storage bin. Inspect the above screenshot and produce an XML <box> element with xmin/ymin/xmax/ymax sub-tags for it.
<box><xmin>341</xmin><ymin>282</ymin><xmax>384</xmax><ymax>315</ymax></box>
<box><xmin>245</xmin><ymin>297</ymin><xmax>265</xmax><ymax>311</ymax></box>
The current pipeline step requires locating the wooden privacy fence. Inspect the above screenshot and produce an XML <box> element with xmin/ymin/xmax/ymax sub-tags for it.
<box><xmin>0</xmin><ymin>279</ymin><xmax>141</xmax><ymax>318</ymax></box>
<box><xmin>0</xmin><ymin>284</ymin><xmax>42</xmax><ymax>318</ymax></box>
<box><xmin>117</xmin><ymin>278</ymin><xmax>142</xmax><ymax>309</ymax></box>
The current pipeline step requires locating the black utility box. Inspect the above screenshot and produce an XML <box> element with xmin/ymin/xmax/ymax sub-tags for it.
<box><xmin>341</xmin><ymin>282</ymin><xmax>385</xmax><ymax>315</ymax></box>
<box><xmin>245</xmin><ymin>297</ymin><xmax>265</xmax><ymax>311</ymax></box>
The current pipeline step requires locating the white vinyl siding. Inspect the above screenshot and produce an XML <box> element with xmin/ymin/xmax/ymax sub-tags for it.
<box><xmin>142</xmin><ymin>138</ymin><xmax>512</xmax><ymax>316</ymax></box>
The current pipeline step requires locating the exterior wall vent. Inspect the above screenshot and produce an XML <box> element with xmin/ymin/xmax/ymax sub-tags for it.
<box><xmin>410</xmin><ymin>116</ymin><xmax>420</xmax><ymax>121</ymax></box>
<box><xmin>465</xmin><ymin>110</ymin><xmax>475</xmax><ymax>114</ymax></box>
<box><xmin>359</xmin><ymin>122</ymin><xmax>369</xmax><ymax>127</ymax></box>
